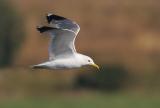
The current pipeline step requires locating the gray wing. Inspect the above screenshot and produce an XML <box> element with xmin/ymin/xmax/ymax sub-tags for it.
<box><xmin>46</xmin><ymin>13</ymin><xmax>80</xmax><ymax>35</ymax></box>
<box><xmin>37</xmin><ymin>26</ymin><xmax>77</xmax><ymax>60</ymax></box>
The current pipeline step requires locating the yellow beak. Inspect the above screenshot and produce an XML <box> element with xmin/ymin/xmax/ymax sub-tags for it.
<box><xmin>91</xmin><ymin>64</ymin><xmax>100</xmax><ymax>70</ymax></box>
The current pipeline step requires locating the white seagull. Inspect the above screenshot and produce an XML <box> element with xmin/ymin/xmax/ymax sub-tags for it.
<box><xmin>32</xmin><ymin>13</ymin><xmax>99</xmax><ymax>70</ymax></box>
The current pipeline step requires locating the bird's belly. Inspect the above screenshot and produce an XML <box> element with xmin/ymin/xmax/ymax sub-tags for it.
<box><xmin>49</xmin><ymin>59</ymin><xmax>81</xmax><ymax>69</ymax></box>
<box><xmin>52</xmin><ymin>63</ymin><xmax>80</xmax><ymax>69</ymax></box>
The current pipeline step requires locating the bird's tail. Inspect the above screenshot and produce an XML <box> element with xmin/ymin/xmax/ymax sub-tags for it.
<box><xmin>31</xmin><ymin>64</ymin><xmax>47</xmax><ymax>69</ymax></box>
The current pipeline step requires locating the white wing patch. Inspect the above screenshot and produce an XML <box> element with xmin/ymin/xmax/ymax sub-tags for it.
<box><xmin>48</xmin><ymin>29</ymin><xmax>77</xmax><ymax>60</ymax></box>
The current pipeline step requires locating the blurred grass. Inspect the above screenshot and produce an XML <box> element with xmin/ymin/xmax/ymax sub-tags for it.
<box><xmin>0</xmin><ymin>0</ymin><xmax>159</xmax><ymax>107</ymax></box>
<box><xmin>0</xmin><ymin>68</ymin><xmax>159</xmax><ymax>96</ymax></box>
<box><xmin>0</xmin><ymin>93</ymin><xmax>160</xmax><ymax>108</ymax></box>
<box><xmin>0</xmin><ymin>68</ymin><xmax>159</xmax><ymax>108</ymax></box>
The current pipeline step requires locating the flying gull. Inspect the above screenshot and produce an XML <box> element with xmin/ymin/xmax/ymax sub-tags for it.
<box><xmin>32</xmin><ymin>13</ymin><xmax>99</xmax><ymax>70</ymax></box>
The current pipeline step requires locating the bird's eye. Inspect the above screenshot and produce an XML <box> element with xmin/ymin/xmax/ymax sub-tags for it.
<box><xmin>88</xmin><ymin>60</ymin><xmax>91</xmax><ymax>62</ymax></box>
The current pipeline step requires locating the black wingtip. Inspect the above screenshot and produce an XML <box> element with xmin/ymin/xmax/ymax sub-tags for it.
<box><xmin>36</xmin><ymin>26</ymin><xmax>55</xmax><ymax>33</ymax></box>
<box><xmin>46</xmin><ymin>13</ymin><xmax>66</xmax><ymax>23</ymax></box>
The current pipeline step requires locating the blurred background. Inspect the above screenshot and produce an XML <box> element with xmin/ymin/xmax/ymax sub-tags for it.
<box><xmin>0</xmin><ymin>0</ymin><xmax>160</xmax><ymax>107</ymax></box>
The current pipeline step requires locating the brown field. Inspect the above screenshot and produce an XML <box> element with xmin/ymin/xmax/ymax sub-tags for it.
<box><xmin>7</xmin><ymin>0</ymin><xmax>160</xmax><ymax>75</ymax></box>
<box><xmin>0</xmin><ymin>1</ymin><xmax>160</xmax><ymax>107</ymax></box>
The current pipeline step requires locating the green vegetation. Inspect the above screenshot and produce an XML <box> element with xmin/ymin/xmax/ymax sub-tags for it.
<box><xmin>0</xmin><ymin>69</ymin><xmax>158</xmax><ymax>108</ymax></box>
<box><xmin>74</xmin><ymin>65</ymin><xmax>129</xmax><ymax>91</ymax></box>
<box><xmin>0</xmin><ymin>0</ymin><xmax>24</xmax><ymax>67</ymax></box>
<box><xmin>0</xmin><ymin>68</ymin><xmax>159</xmax><ymax>108</ymax></box>
<box><xmin>0</xmin><ymin>93</ymin><xmax>160</xmax><ymax>108</ymax></box>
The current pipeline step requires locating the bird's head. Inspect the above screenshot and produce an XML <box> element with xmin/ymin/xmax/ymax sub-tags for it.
<box><xmin>82</xmin><ymin>55</ymin><xmax>99</xmax><ymax>70</ymax></box>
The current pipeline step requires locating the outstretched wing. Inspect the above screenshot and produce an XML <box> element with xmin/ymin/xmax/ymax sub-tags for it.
<box><xmin>46</xmin><ymin>13</ymin><xmax>80</xmax><ymax>35</ymax></box>
<box><xmin>37</xmin><ymin>26</ymin><xmax>77</xmax><ymax>60</ymax></box>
